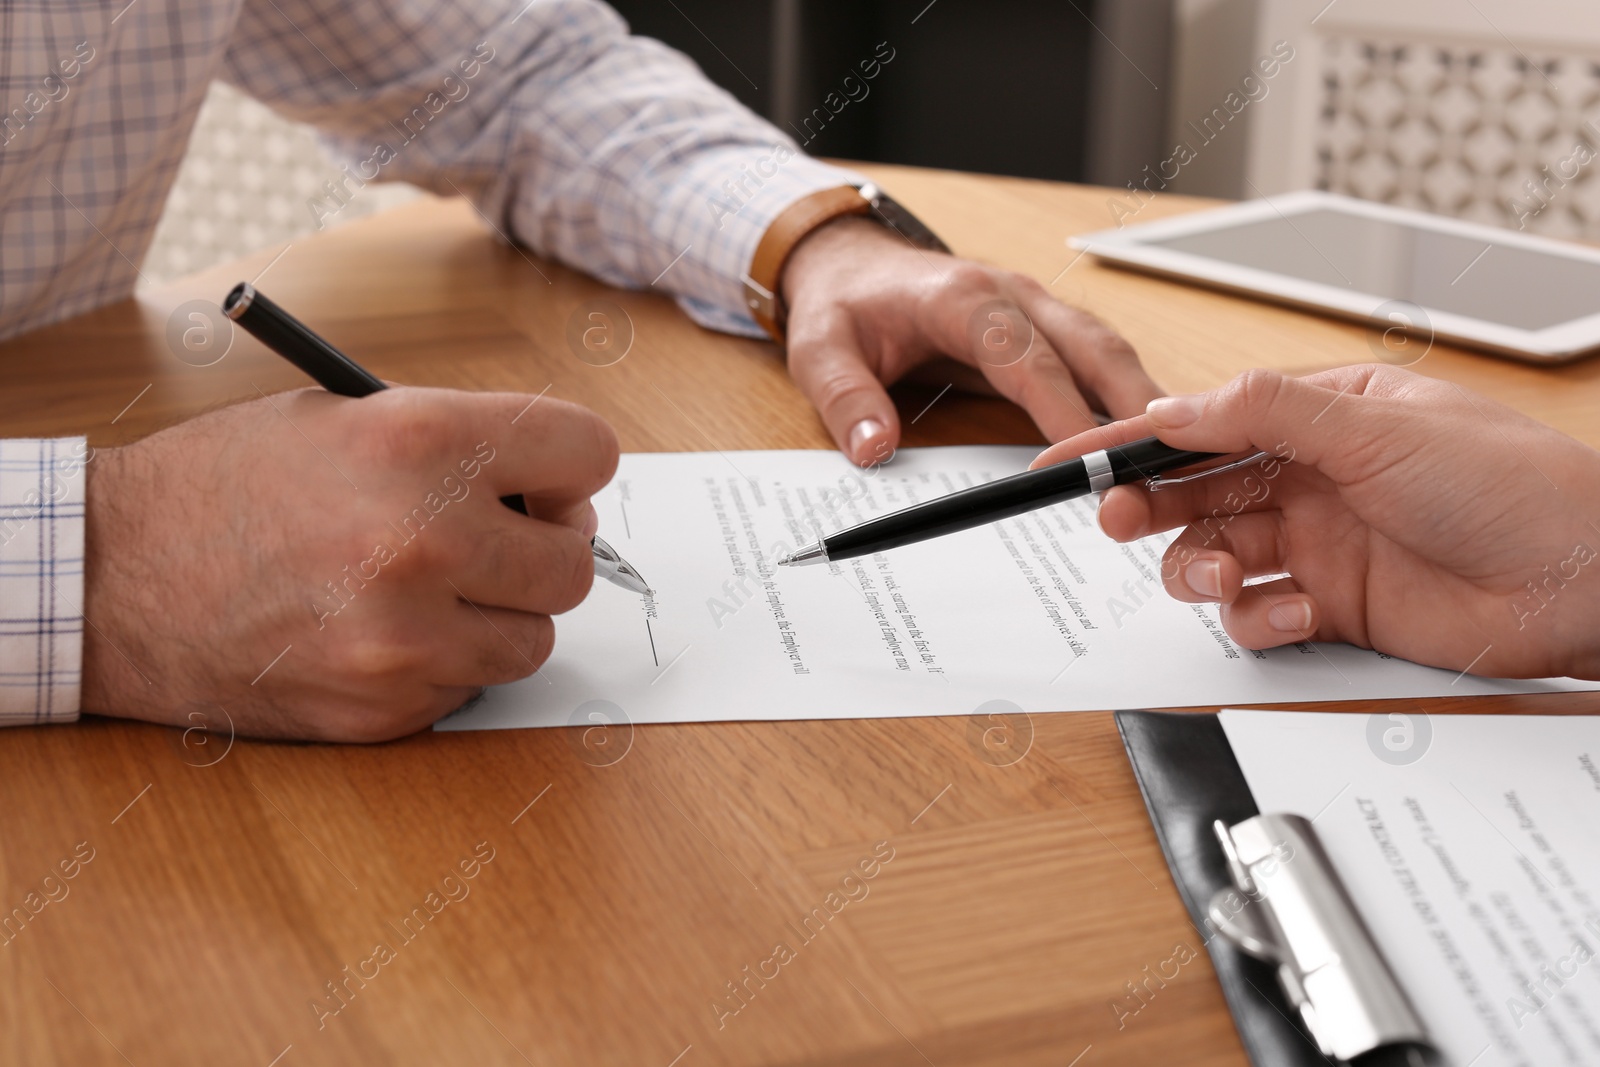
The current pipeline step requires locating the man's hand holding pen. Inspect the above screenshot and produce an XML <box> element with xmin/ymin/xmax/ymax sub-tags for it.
<box><xmin>81</xmin><ymin>388</ymin><xmax>618</xmax><ymax>741</ymax></box>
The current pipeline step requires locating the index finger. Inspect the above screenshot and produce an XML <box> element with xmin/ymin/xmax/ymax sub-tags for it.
<box><xmin>467</xmin><ymin>391</ymin><xmax>618</xmax><ymax>501</ymax></box>
<box><xmin>360</xmin><ymin>388</ymin><xmax>620</xmax><ymax>515</ymax></box>
<box><xmin>1029</xmin><ymin>413</ymin><xmax>1155</xmax><ymax>469</ymax></box>
<box><xmin>934</xmin><ymin>293</ymin><xmax>1104</xmax><ymax>442</ymax></box>
<box><xmin>1032</xmin><ymin>409</ymin><xmax>1302</xmax><ymax>544</ymax></box>
<box><xmin>1014</xmin><ymin>289</ymin><xmax>1164</xmax><ymax>418</ymax></box>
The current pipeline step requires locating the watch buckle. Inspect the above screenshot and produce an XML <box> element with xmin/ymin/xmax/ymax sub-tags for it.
<box><xmin>740</xmin><ymin>273</ymin><xmax>776</xmax><ymax>321</ymax></box>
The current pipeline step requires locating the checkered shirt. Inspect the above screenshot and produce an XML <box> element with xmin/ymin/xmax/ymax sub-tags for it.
<box><xmin>0</xmin><ymin>0</ymin><xmax>859</xmax><ymax>721</ymax></box>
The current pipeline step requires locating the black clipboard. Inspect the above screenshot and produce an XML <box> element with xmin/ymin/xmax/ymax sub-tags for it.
<box><xmin>1115</xmin><ymin>710</ymin><xmax>1441</xmax><ymax>1067</ymax></box>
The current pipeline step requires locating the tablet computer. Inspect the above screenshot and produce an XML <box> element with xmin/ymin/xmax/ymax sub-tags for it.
<box><xmin>1069</xmin><ymin>190</ymin><xmax>1600</xmax><ymax>363</ymax></box>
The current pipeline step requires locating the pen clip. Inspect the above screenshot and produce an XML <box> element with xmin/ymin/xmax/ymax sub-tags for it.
<box><xmin>1146</xmin><ymin>450</ymin><xmax>1275</xmax><ymax>490</ymax></box>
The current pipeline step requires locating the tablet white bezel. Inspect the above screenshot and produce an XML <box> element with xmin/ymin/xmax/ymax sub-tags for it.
<box><xmin>1069</xmin><ymin>190</ymin><xmax>1600</xmax><ymax>363</ymax></box>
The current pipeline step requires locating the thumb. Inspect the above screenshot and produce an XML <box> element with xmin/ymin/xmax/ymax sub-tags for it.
<box><xmin>1144</xmin><ymin>366</ymin><xmax>1399</xmax><ymax>482</ymax></box>
<box><xmin>787</xmin><ymin>331</ymin><xmax>902</xmax><ymax>466</ymax></box>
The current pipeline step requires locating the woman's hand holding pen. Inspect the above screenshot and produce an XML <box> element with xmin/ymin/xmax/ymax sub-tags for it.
<box><xmin>1034</xmin><ymin>365</ymin><xmax>1600</xmax><ymax>680</ymax></box>
<box><xmin>80</xmin><ymin>387</ymin><xmax>618</xmax><ymax>741</ymax></box>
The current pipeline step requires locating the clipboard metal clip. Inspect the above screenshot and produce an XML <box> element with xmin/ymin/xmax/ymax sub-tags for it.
<box><xmin>1147</xmin><ymin>450</ymin><xmax>1276</xmax><ymax>490</ymax></box>
<box><xmin>1209</xmin><ymin>813</ymin><xmax>1438</xmax><ymax>1065</ymax></box>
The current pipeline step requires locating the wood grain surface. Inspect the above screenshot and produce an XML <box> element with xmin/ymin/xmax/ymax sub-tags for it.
<box><xmin>1</xmin><ymin>163</ymin><xmax>1596</xmax><ymax>1067</ymax></box>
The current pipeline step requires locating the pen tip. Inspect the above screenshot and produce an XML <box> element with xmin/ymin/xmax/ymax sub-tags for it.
<box><xmin>778</xmin><ymin>542</ymin><xmax>829</xmax><ymax>567</ymax></box>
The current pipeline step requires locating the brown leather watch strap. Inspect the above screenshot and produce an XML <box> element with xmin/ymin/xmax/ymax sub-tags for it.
<box><xmin>741</xmin><ymin>185</ymin><xmax>872</xmax><ymax>344</ymax></box>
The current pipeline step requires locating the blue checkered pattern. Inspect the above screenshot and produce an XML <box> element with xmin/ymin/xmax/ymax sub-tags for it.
<box><xmin>2</xmin><ymin>0</ymin><xmax>860</xmax><ymax>723</ymax></box>
<box><xmin>0</xmin><ymin>440</ymin><xmax>87</xmax><ymax>723</ymax></box>
<box><xmin>0</xmin><ymin>0</ymin><xmax>859</xmax><ymax>341</ymax></box>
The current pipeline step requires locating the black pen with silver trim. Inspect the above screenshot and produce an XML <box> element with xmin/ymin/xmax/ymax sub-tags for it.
<box><xmin>222</xmin><ymin>282</ymin><xmax>650</xmax><ymax>595</ymax></box>
<box><xmin>778</xmin><ymin>438</ymin><xmax>1267</xmax><ymax>567</ymax></box>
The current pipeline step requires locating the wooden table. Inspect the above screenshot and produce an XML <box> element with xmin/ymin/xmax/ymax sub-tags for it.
<box><xmin>2</xmin><ymin>163</ymin><xmax>1597</xmax><ymax>1067</ymax></box>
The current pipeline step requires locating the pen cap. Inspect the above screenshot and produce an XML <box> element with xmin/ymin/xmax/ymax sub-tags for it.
<box><xmin>222</xmin><ymin>283</ymin><xmax>386</xmax><ymax>397</ymax></box>
<box><xmin>1103</xmin><ymin>437</ymin><xmax>1219</xmax><ymax>482</ymax></box>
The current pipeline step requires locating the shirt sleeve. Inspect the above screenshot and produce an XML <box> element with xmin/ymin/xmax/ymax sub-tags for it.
<box><xmin>220</xmin><ymin>0</ymin><xmax>864</xmax><ymax>336</ymax></box>
<box><xmin>0</xmin><ymin>438</ymin><xmax>87</xmax><ymax>725</ymax></box>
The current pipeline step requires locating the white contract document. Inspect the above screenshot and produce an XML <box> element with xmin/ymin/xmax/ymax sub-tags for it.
<box><xmin>440</xmin><ymin>447</ymin><xmax>1599</xmax><ymax>732</ymax></box>
<box><xmin>1220</xmin><ymin>710</ymin><xmax>1600</xmax><ymax>1067</ymax></box>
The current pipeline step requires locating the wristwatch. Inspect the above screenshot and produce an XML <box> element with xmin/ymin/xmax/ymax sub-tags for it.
<box><xmin>739</xmin><ymin>182</ymin><xmax>951</xmax><ymax>345</ymax></box>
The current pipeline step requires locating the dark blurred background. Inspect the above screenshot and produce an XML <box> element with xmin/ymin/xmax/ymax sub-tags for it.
<box><xmin>605</xmin><ymin>0</ymin><xmax>1174</xmax><ymax>187</ymax></box>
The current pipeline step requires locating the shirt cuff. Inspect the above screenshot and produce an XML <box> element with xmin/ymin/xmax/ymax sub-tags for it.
<box><xmin>0</xmin><ymin>438</ymin><xmax>87</xmax><ymax>725</ymax></box>
<box><xmin>656</xmin><ymin>149</ymin><xmax>866</xmax><ymax>336</ymax></box>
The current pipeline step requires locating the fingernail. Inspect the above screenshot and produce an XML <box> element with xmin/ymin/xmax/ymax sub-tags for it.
<box><xmin>1268</xmin><ymin>596</ymin><xmax>1314</xmax><ymax>632</ymax></box>
<box><xmin>1146</xmin><ymin>394</ymin><xmax>1203</xmax><ymax>428</ymax></box>
<box><xmin>1186</xmin><ymin>558</ymin><xmax>1222</xmax><ymax>599</ymax></box>
<box><xmin>848</xmin><ymin>418</ymin><xmax>886</xmax><ymax>464</ymax></box>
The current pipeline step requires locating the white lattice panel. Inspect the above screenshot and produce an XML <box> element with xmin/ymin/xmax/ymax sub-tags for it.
<box><xmin>141</xmin><ymin>82</ymin><xmax>420</xmax><ymax>287</ymax></box>
<box><xmin>1316</xmin><ymin>37</ymin><xmax>1600</xmax><ymax>239</ymax></box>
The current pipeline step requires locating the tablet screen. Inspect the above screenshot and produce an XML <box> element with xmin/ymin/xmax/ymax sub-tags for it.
<box><xmin>1148</xmin><ymin>208</ymin><xmax>1600</xmax><ymax>331</ymax></box>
